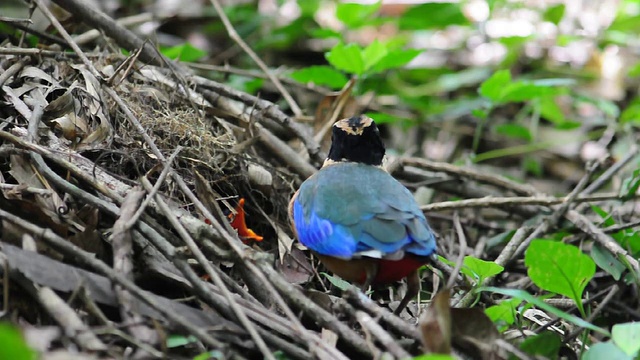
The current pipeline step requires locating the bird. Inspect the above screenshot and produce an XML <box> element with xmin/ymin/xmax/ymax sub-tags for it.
<box><xmin>289</xmin><ymin>114</ymin><xmax>437</xmax><ymax>315</ymax></box>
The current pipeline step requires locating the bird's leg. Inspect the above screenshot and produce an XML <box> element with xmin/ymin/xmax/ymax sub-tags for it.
<box><xmin>361</xmin><ymin>262</ymin><xmax>379</xmax><ymax>293</ymax></box>
<box><xmin>394</xmin><ymin>270</ymin><xmax>421</xmax><ymax>315</ymax></box>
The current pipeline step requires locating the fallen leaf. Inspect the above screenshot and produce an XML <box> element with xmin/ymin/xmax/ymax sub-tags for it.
<box><xmin>419</xmin><ymin>290</ymin><xmax>452</xmax><ymax>354</ymax></box>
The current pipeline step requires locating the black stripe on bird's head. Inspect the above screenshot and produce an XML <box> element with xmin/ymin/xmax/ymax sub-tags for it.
<box><xmin>326</xmin><ymin>115</ymin><xmax>385</xmax><ymax>166</ymax></box>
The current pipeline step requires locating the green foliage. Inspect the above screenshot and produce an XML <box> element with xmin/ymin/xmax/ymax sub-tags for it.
<box><xmin>479</xmin><ymin>70</ymin><xmax>570</xmax><ymax>104</ymax></box>
<box><xmin>592</xmin><ymin>205</ymin><xmax>640</xmax><ymax>257</ymax></box>
<box><xmin>620</xmin><ymin>97</ymin><xmax>640</xmax><ymax>124</ymax></box>
<box><xmin>289</xmin><ymin>66</ymin><xmax>348</xmax><ymax>89</ymax></box>
<box><xmin>325</xmin><ymin>40</ymin><xmax>420</xmax><ymax>76</ymax></box>
<box><xmin>619</xmin><ymin>169</ymin><xmax>640</xmax><ymax>200</ymax></box>
<box><xmin>495</xmin><ymin>123</ymin><xmax>532</xmax><ymax>141</ymax></box>
<box><xmin>479</xmin><ymin>287</ymin><xmax>609</xmax><ymax>336</ymax></box>
<box><xmin>411</xmin><ymin>355</ymin><xmax>455</xmax><ymax>360</ymax></box>
<box><xmin>485</xmin><ymin>298</ymin><xmax>521</xmax><ymax>331</ymax></box>
<box><xmin>160</xmin><ymin>43</ymin><xmax>207</xmax><ymax>62</ymax></box>
<box><xmin>462</xmin><ymin>256</ymin><xmax>504</xmax><ymax>284</ymax></box>
<box><xmin>193</xmin><ymin>350</ymin><xmax>225</xmax><ymax>360</ymax></box>
<box><xmin>583</xmin><ymin>341</ymin><xmax>633</xmax><ymax>360</ymax></box>
<box><xmin>543</xmin><ymin>4</ymin><xmax>566</xmax><ymax>25</ymax></box>
<box><xmin>167</xmin><ymin>335</ymin><xmax>198</xmax><ymax>348</ymax></box>
<box><xmin>524</xmin><ymin>239</ymin><xmax>595</xmax><ymax>315</ymax></box>
<box><xmin>399</xmin><ymin>3</ymin><xmax>469</xmax><ymax>30</ymax></box>
<box><xmin>591</xmin><ymin>243</ymin><xmax>626</xmax><ymax>281</ymax></box>
<box><xmin>519</xmin><ymin>332</ymin><xmax>562</xmax><ymax>358</ymax></box>
<box><xmin>336</xmin><ymin>1</ymin><xmax>381</xmax><ymax>28</ymax></box>
<box><xmin>321</xmin><ymin>272</ymin><xmax>351</xmax><ymax>291</ymax></box>
<box><xmin>226</xmin><ymin>75</ymin><xmax>264</xmax><ymax>94</ymax></box>
<box><xmin>0</xmin><ymin>323</ymin><xmax>36</xmax><ymax>360</ymax></box>
<box><xmin>612</xmin><ymin>322</ymin><xmax>640</xmax><ymax>357</ymax></box>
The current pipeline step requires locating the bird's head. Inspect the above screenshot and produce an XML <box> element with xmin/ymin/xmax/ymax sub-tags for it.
<box><xmin>325</xmin><ymin>115</ymin><xmax>385</xmax><ymax>167</ymax></box>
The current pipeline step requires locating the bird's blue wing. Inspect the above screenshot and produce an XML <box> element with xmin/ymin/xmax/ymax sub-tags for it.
<box><xmin>292</xmin><ymin>163</ymin><xmax>436</xmax><ymax>259</ymax></box>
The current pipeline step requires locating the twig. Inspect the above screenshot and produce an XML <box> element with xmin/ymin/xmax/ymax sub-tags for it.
<box><xmin>0</xmin><ymin>59</ymin><xmax>27</xmax><ymax>88</ymax></box>
<box><xmin>0</xmin><ymin>47</ymin><xmax>96</xmax><ymax>58</ymax></box>
<box><xmin>0</xmin><ymin>183</ymin><xmax>52</xmax><ymax>195</ymax></box>
<box><xmin>33</xmin><ymin>0</ymin><xmax>101</xmax><ymax>78</ymax></box>
<box><xmin>565</xmin><ymin>285</ymin><xmax>620</xmax><ymax>342</ymax></box>
<box><xmin>256</xmin><ymin>260</ymin><xmax>374</xmax><ymax>358</ymax></box>
<box><xmin>356</xmin><ymin>311</ymin><xmax>411</xmax><ymax>359</ymax></box>
<box><xmin>402</xmin><ymin>157</ymin><xmax>538</xmax><ymax>196</ymax></box>
<box><xmin>140</xmin><ymin>177</ymin><xmax>275</xmax><ymax>360</ymax></box>
<box><xmin>188</xmin><ymin>63</ymin><xmax>330</xmax><ymax>94</ymax></box>
<box><xmin>191</xmin><ymin>75</ymin><xmax>323</xmax><ymax>162</ymax></box>
<box><xmin>565</xmin><ymin>211</ymin><xmax>639</xmax><ymax>271</ymax></box>
<box><xmin>580</xmin><ymin>145</ymin><xmax>639</xmax><ymax>197</ymax></box>
<box><xmin>343</xmin><ymin>287</ymin><xmax>421</xmax><ymax>341</ymax></box>
<box><xmin>111</xmin><ymin>189</ymin><xmax>160</xmax><ymax>356</ymax></box>
<box><xmin>448</xmin><ymin>212</ymin><xmax>467</xmax><ymax>290</ymax></box>
<box><xmin>124</xmin><ymin>146</ymin><xmax>183</xmax><ymax>231</ymax></box>
<box><xmin>0</xmin><ymin>209</ymin><xmax>228</xmax><ymax>350</ymax></box>
<box><xmin>207</xmin><ymin>0</ymin><xmax>303</xmax><ymax>117</ymax></box>
<box><xmin>50</xmin><ymin>0</ymin><xmax>161</xmax><ymax>65</ymax></box>
<box><xmin>420</xmin><ymin>193</ymin><xmax>632</xmax><ymax>212</ymax></box>
<box><xmin>36</xmin><ymin>287</ymin><xmax>109</xmax><ymax>351</ymax></box>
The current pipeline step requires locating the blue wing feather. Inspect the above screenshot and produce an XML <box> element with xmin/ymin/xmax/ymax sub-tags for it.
<box><xmin>293</xmin><ymin>163</ymin><xmax>437</xmax><ymax>259</ymax></box>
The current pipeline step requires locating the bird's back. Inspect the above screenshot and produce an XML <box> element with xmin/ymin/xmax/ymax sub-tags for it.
<box><xmin>292</xmin><ymin>162</ymin><xmax>436</xmax><ymax>260</ymax></box>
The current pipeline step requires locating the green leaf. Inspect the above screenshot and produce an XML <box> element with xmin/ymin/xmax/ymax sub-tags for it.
<box><xmin>583</xmin><ymin>341</ymin><xmax>633</xmax><ymax>360</ymax></box>
<box><xmin>612</xmin><ymin>322</ymin><xmax>640</xmax><ymax>356</ymax></box>
<box><xmin>0</xmin><ymin>323</ymin><xmax>36</xmax><ymax>360</ymax></box>
<box><xmin>298</xmin><ymin>0</ymin><xmax>321</xmax><ymax>16</ymax></box>
<box><xmin>478</xmin><ymin>287</ymin><xmax>610</xmax><ymax>336</ymax></box>
<box><xmin>463</xmin><ymin>256</ymin><xmax>504</xmax><ymax>283</ymax></box>
<box><xmin>520</xmin><ymin>332</ymin><xmax>562</xmax><ymax>358</ymax></box>
<box><xmin>290</xmin><ymin>66</ymin><xmax>349</xmax><ymax>89</ymax></box>
<box><xmin>226</xmin><ymin>75</ymin><xmax>264</xmax><ymax>94</ymax></box>
<box><xmin>479</xmin><ymin>69</ymin><xmax>511</xmax><ymax>101</ymax></box>
<box><xmin>326</xmin><ymin>42</ymin><xmax>365</xmax><ymax>75</ymax></box>
<box><xmin>371</xmin><ymin>48</ymin><xmax>422</xmax><ymax>73</ymax></box>
<box><xmin>500</xmin><ymin>82</ymin><xmax>563</xmax><ymax>102</ymax></box>
<box><xmin>399</xmin><ymin>3</ymin><xmax>469</xmax><ymax>30</ymax></box>
<box><xmin>336</xmin><ymin>1</ymin><xmax>381</xmax><ymax>28</ymax></box>
<box><xmin>524</xmin><ymin>240</ymin><xmax>596</xmax><ymax>312</ymax></box>
<box><xmin>309</xmin><ymin>28</ymin><xmax>341</xmax><ymax>39</ymax></box>
<box><xmin>411</xmin><ymin>355</ymin><xmax>455</xmax><ymax>360</ymax></box>
<box><xmin>485</xmin><ymin>298</ymin><xmax>521</xmax><ymax>329</ymax></box>
<box><xmin>619</xmin><ymin>169</ymin><xmax>640</xmax><ymax>200</ymax></box>
<box><xmin>543</xmin><ymin>4</ymin><xmax>566</xmax><ymax>25</ymax></box>
<box><xmin>591</xmin><ymin>243</ymin><xmax>626</xmax><ymax>281</ymax></box>
<box><xmin>628</xmin><ymin>62</ymin><xmax>640</xmax><ymax>77</ymax></box>
<box><xmin>167</xmin><ymin>335</ymin><xmax>197</xmax><ymax>348</ymax></box>
<box><xmin>160</xmin><ymin>43</ymin><xmax>207</xmax><ymax>62</ymax></box>
<box><xmin>193</xmin><ymin>350</ymin><xmax>225</xmax><ymax>360</ymax></box>
<box><xmin>538</xmin><ymin>96</ymin><xmax>566</xmax><ymax>124</ymax></box>
<box><xmin>362</xmin><ymin>40</ymin><xmax>389</xmax><ymax>72</ymax></box>
<box><xmin>523</xmin><ymin>156</ymin><xmax>543</xmax><ymax>177</ymax></box>
<box><xmin>496</xmin><ymin>123</ymin><xmax>532</xmax><ymax>141</ymax></box>
<box><xmin>321</xmin><ymin>272</ymin><xmax>351</xmax><ymax>291</ymax></box>
<box><xmin>620</xmin><ymin>97</ymin><xmax>640</xmax><ymax>124</ymax></box>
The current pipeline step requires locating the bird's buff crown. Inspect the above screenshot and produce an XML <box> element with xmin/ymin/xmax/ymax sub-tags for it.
<box><xmin>325</xmin><ymin>115</ymin><xmax>385</xmax><ymax>167</ymax></box>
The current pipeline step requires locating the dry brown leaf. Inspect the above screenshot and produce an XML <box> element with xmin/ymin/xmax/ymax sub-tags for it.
<box><xmin>451</xmin><ymin>307</ymin><xmax>501</xmax><ymax>359</ymax></box>
<box><xmin>419</xmin><ymin>289</ymin><xmax>452</xmax><ymax>355</ymax></box>
<box><xmin>276</xmin><ymin>247</ymin><xmax>313</xmax><ymax>284</ymax></box>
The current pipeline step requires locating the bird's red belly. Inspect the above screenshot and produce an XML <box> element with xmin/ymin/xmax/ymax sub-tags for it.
<box><xmin>317</xmin><ymin>254</ymin><xmax>427</xmax><ymax>285</ymax></box>
<box><xmin>368</xmin><ymin>257</ymin><xmax>426</xmax><ymax>284</ymax></box>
